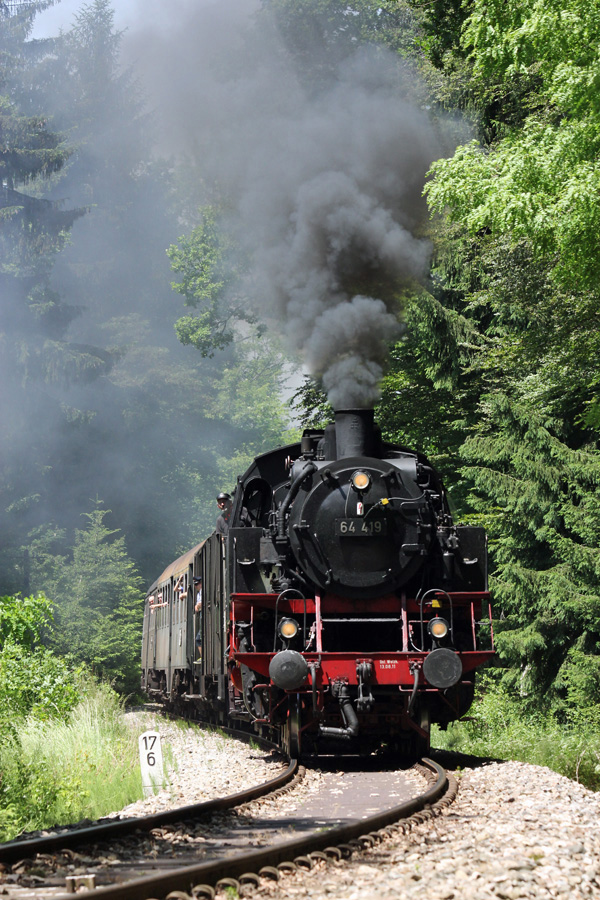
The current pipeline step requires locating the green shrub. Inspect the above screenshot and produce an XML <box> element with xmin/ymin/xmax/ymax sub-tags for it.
<box><xmin>0</xmin><ymin>593</ymin><xmax>145</xmax><ymax>839</ymax></box>
<box><xmin>0</xmin><ymin>643</ymin><xmax>84</xmax><ymax>724</ymax></box>
<box><xmin>432</xmin><ymin>674</ymin><xmax>600</xmax><ymax>791</ymax></box>
<box><xmin>0</xmin><ymin>682</ymin><xmax>142</xmax><ymax>841</ymax></box>
<box><xmin>0</xmin><ymin>743</ymin><xmax>85</xmax><ymax>839</ymax></box>
<box><xmin>0</xmin><ymin>593</ymin><xmax>53</xmax><ymax>649</ymax></box>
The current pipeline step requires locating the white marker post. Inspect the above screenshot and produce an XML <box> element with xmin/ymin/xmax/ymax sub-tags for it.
<box><xmin>139</xmin><ymin>730</ymin><xmax>165</xmax><ymax>797</ymax></box>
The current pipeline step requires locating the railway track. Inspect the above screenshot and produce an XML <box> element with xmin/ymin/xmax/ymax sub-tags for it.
<box><xmin>0</xmin><ymin>757</ymin><xmax>298</xmax><ymax>867</ymax></box>
<box><xmin>0</xmin><ymin>753</ymin><xmax>456</xmax><ymax>900</ymax></box>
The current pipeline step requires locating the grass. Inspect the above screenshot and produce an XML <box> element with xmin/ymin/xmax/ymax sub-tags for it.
<box><xmin>162</xmin><ymin>734</ymin><xmax>178</xmax><ymax>776</ymax></box>
<box><xmin>0</xmin><ymin>683</ymin><xmax>147</xmax><ymax>841</ymax></box>
<box><xmin>4</xmin><ymin>669</ymin><xmax>599</xmax><ymax>843</ymax></box>
<box><xmin>431</xmin><ymin>683</ymin><xmax>600</xmax><ymax>791</ymax></box>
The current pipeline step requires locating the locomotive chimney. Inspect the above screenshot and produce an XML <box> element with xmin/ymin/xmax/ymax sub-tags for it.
<box><xmin>334</xmin><ymin>408</ymin><xmax>376</xmax><ymax>459</ymax></box>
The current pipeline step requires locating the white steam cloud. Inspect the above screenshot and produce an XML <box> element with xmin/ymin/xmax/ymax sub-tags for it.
<box><xmin>126</xmin><ymin>0</ymin><xmax>443</xmax><ymax>408</ymax></box>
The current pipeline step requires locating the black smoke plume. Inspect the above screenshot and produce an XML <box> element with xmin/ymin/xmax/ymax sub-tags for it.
<box><xmin>126</xmin><ymin>0</ymin><xmax>443</xmax><ymax>407</ymax></box>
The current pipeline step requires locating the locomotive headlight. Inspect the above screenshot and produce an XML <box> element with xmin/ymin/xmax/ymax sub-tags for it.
<box><xmin>428</xmin><ymin>617</ymin><xmax>450</xmax><ymax>640</ymax></box>
<box><xmin>279</xmin><ymin>618</ymin><xmax>299</xmax><ymax>639</ymax></box>
<box><xmin>351</xmin><ymin>471</ymin><xmax>371</xmax><ymax>492</ymax></box>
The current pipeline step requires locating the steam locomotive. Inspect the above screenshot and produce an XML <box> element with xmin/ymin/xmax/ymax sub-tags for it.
<box><xmin>142</xmin><ymin>408</ymin><xmax>494</xmax><ymax>757</ymax></box>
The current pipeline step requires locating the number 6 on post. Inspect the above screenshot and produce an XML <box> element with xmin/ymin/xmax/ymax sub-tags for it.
<box><xmin>139</xmin><ymin>730</ymin><xmax>165</xmax><ymax>797</ymax></box>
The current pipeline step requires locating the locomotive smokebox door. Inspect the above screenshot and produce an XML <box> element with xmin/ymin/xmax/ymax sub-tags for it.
<box><xmin>287</xmin><ymin>456</ymin><xmax>433</xmax><ymax>599</ymax></box>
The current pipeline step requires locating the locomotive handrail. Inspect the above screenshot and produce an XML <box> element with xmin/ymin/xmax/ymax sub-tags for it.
<box><xmin>417</xmin><ymin>587</ymin><xmax>454</xmax><ymax>652</ymax></box>
<box><xmin>276</xmin><ymin>461</ymin><xmax>317</xmax><ymax>540</ymax></box>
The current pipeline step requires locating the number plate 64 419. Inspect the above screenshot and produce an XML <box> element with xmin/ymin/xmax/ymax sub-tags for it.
<box><xmin>336</xmin><ymin>518</ymin><xmax>387</xmax><ymax>536</ymax></box>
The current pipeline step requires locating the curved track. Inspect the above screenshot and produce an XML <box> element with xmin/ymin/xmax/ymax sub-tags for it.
<box><xmin>0</xmin><ymin>757</ymin><xmax>298</xmax><ymax>868</ymax></box>
<box><xmin>0</xmin><ymin>758</ymin><xmax>455</xmax><ymax>900</ymax></box>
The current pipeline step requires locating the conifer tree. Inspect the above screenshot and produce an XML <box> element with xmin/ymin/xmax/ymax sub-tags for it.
<box><xmin>45</xmin><ymin>504</ymin><xmax>144</xmax><ymax>694</ymax></box>
<box><xmin>0</xmin><ymin>1</ymin><xmax>116</xmax><ymax>594</ymax></box>
<box><xmin>402</xmin><ymin>0</ymin><xmax>600</xmax><ymax>716</ymax></box>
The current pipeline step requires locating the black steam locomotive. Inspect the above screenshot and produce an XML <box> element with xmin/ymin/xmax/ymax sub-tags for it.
<box><xmin>142</xmin><ymin>409</ymin><xmax>494</xmax><ymax>757</ymax></box>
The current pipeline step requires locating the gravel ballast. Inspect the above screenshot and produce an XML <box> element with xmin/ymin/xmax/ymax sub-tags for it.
<box><xmin>113</xmin><ymin>716</ymin><xmax>289</xmax><ymax>818</ymax></box>
<box><xmin>255</xmin><ymin>760</ymin><xmax>600</xmax><ymax>900</ymax></box>
<box><xmin>116</xmin><ymin>719</ymin><xmax>600</xmax><ymax>899</ymax></box>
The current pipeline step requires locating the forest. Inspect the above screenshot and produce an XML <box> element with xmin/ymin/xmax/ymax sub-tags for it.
<box><xmin>1</xmin><ymin>0</ymin><xmax>600</xmax><ymax>783</ymax></box>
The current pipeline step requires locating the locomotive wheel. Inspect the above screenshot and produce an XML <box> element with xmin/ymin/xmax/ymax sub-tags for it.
<box><xmin>284</xmin><ymin>697</ymin><xmax>301</xmax><ymax>759</ymax></box>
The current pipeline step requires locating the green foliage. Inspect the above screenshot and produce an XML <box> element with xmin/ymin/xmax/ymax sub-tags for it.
<box><xmin>409</xmin><ymin>232</ymin><xmax>600</xmax><ymax>704</ymax></box>
<box><xmin>0</xmin><ymin>94</ymin><xmax>69</xmax><ymax>188</ymax></box>
<box><xmin>463</xmin><ymin>393</ymin><xmax>600</xmax><ymax>703</ymax></box>
<box><xmin>290</xmin><ymin>376</ymin><xmax>333</xmax><ymax>429</ymax></box>
<box><xmin>0</xmin><ymin>2</ymin><xmax>121</xmax><ymax>602</ymax></box>
<box><xmin>393</xmin><ymin>0</ymin><xmax>600</xmax><ymax>720</ymax></box>
<box><xmin>376</xmin><ymin>287</ymin><xmax>483</xmax><ymax>479</ymax></box>
<box><xmin>0</xmin><ymin>2</ymin><xmax>58</xmax><ymax>90</ymax></box>
<box><xmin>0</xmin><ymin>749</ymin><xmax>81</xmax><ymax>841</ymax></box>
<box><xmin>427</xmin><ymin>126</ymin><xmax>600</xmax><ymax>293</ymax></box>
<box><xmin>0</xmin><ymin>643</ymin><xmax>83</xmax><ymax>725</ymax></box>
<box><xmin>462</xmin><ymin>0</ymin><xmax>600</xmax><ymax>108</ymax></box>
<box><xmin>0</xmin><ymin>592</ymin><xmax>53</xmax><ymax>649</ymax></box>
<box><xmin>0</xmin><ymin>0</ymin><xmax>178</xmax><ymax>599</ymax></box>
<box><xmin>433</xmin><ymin>674</ymin><xmax>600</xmax><ymax>790</ymax></box>
<box><xmin>0</xmin><ymin>591</ymin><xmax>84</xmax><ymax>726</ymax></box>
<box><xmin>0</xmin><ymin>591</ymin><xmax>142</xmax><ymax>840</ymax></box>
<box><xmin>57</xmin><ymin>505</ymin><xmax>143</xmax><ymax>615</ymax></box>
<box><xmin>426</xmin><ymin>0</ymin><xmax>600</xmax><ymax>293</ymax></box>
<box><xmin>558</xmin><ymin>649</ymin><xmax>600</xmax><ymax>728</ymax></box>
<box><xmin>169</xmin><ymin>206</ymin><xmax>262</xmax><ymax>356</ymax></box>
<box><xmin>0</xmin><ymin>90</ymin><xmax>78</xmax><ymax>275</ymax></box>
<box><xmin>0</xmin><ymin>683</ymin><xmax>142</xmax><ymax>841</ymax></box>
<box><xmin>405</xmin><ymin>0</ymin><xmax>470</xmax><ymax>71</ymax></box>
<box><xmin>44</xmin><ymin>504</ymin><xmax>145</xmax><ymax>694</ymax></box>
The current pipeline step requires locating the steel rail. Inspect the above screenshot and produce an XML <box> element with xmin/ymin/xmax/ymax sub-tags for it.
<box><xmin>0</xmin><ymin>757</ymin><xmax>298</xmax><ymax>866</ymax></box>
<box><xmin>45</xmin><ymin>758</ymin><xmax>450</xmax><ymax>900</ymax></box>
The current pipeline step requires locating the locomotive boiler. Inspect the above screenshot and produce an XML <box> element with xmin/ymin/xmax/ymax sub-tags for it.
<box><xmin>142</xmin><ymin>408</ymin><xmax>494</xmax><ymax>757</ymax></box>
